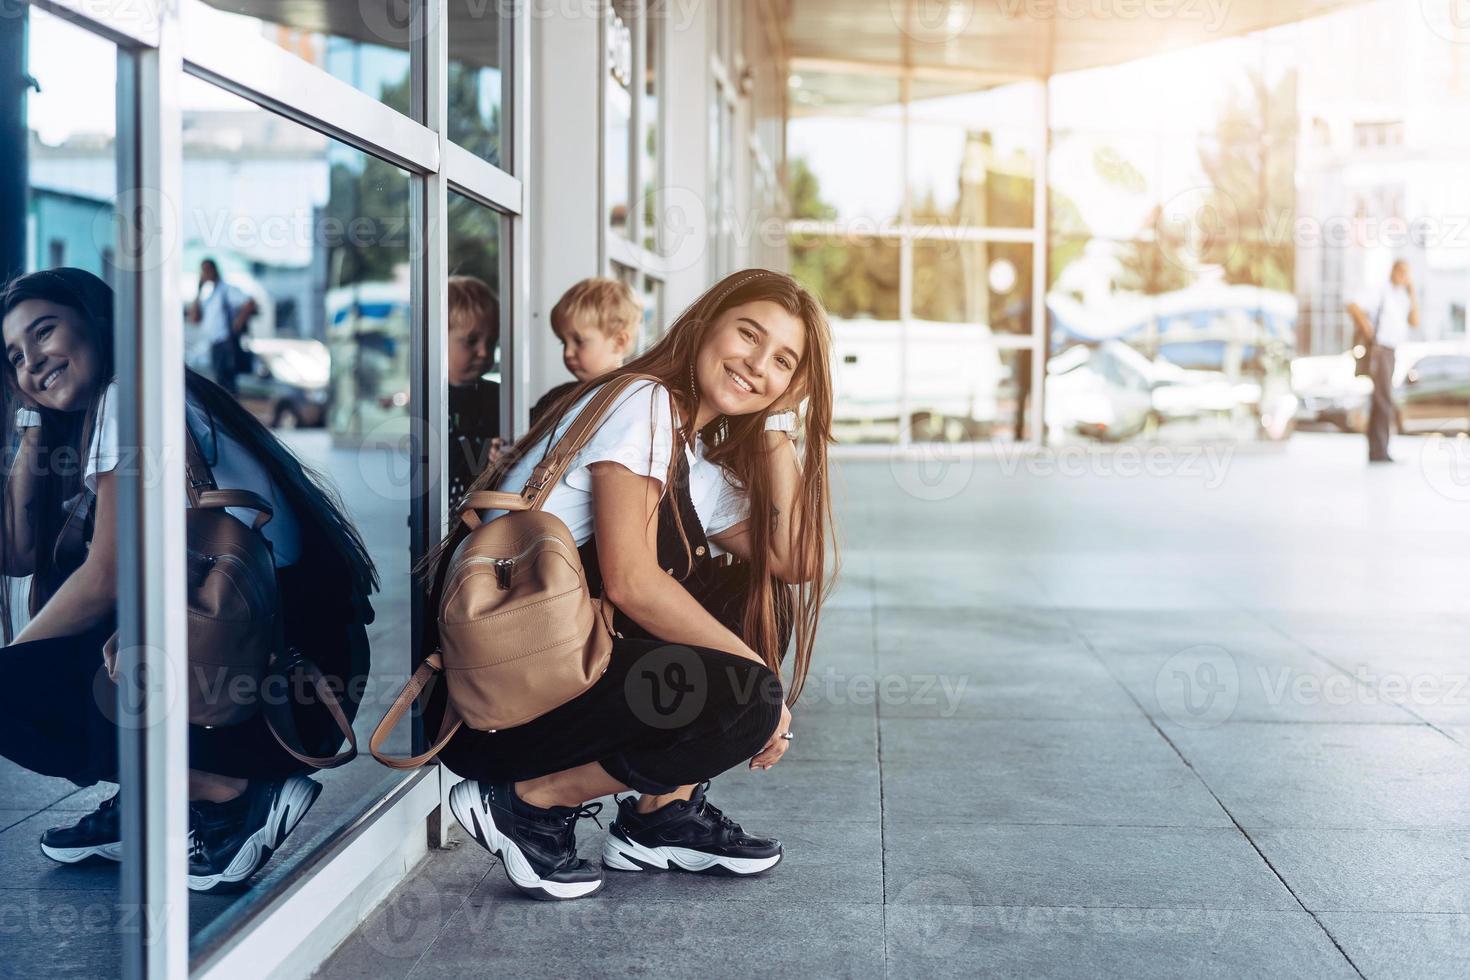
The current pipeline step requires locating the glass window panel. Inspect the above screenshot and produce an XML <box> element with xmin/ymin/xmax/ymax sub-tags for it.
<box><xmin>913</xmin><ymin>239</ymin><xmax>1032</xmax><ymax>335</ymax></box>
<box><xmin>908</xmin><ymin>345</ymin><xmax>1031</xmax><ymax>443</ymax></box>
<box><xmin>3</xmin><ymin>10</ymin><xmax>126</xmax><ymax>972</ymax></box>
<box><xmin>177</xmin><ymin>74</ymin><xmax>413</xmax><ymax>948</ymax></box>
<box><xmin>185</xmin><ymin>1</ymin><xmax>414</xmax><ymax>117</ymax></box>
<box><xmin>448</xmin><ymin>0</ymin><xmax>508</xmax><ymax>167</ymax></box>
<box><xmin>1048</xmin><ymin>131</ymin><xmax>1160</xmax><ymax>241</ymax></box>
<box><xmin>908</xmin><ymin>125</ymin><xmax>1035</xmax><ymax>230</ymax></box>
<box><xmin>640</xmin><ymin>275</ymin><xmax>663</xmax><ymax>351</ymax></box>
<box><xmin>791</xmin><ymin>235</ymin><xmax>900</xmax><ymax>444</ymax></box>
<box><xmin>446</xmin><ymin>191</ymin><xmax>503</xmax><ymax>501</ymax></box>
<box><xmin>606</xmin><ymin>0</ymin><xmax>635</xmax><ymax>240</ymax></box>
<box><xmin>787</xmin><ymin>116</ymin><xmax>902</xmax><ymax>226</ymax></box>
<box><xmin>641</xmin><ymin>10</ymin><xmax>659</xmax><ymax>252</ymax></box>
<box><xmin>907</xmin><ymin>78</ymin><xmax>1039</xmax><ymax>129</ymax></box>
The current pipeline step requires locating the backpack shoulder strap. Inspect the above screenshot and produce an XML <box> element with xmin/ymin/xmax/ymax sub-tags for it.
<box><xmin>515</xmin><ymin>372</ymin><xmax>670</xmax><ymax>512</ymax></box>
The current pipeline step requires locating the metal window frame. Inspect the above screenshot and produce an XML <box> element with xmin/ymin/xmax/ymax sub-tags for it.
<box><xmin>24</xmin><ymin>0</ymin><xmax>530</xmax><ymax>975</ymax></box>
<box><xmin>597</xmin><ymin>0</ymin><xmax>677</xmax><ymax>335</ymax></box>
<box><xmin>115</xmin><ymin>17</ymin><xmax>189</xmax><ymax>980</ymax></box>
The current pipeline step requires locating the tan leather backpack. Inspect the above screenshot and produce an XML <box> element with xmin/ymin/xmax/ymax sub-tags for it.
<box><xmin>370</xmin><ymin>374</ymin><xmax>670</xmax><ymax>769</ymax></box>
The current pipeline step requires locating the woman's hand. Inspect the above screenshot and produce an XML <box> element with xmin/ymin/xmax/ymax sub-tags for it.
<box><xmin>749</xmin><ymin>701</ymin><xmax>792</xmax><ymax>771</ymax></box>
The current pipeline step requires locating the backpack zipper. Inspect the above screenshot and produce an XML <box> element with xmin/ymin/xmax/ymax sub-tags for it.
<box><xmin>457</xmin><ymin>534</ymin><xmax>570</xmax><ymax>589</ymax></box>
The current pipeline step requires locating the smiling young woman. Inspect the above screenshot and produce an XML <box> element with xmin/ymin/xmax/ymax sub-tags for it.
<box><xmin>414</xmin><ymin>268</ymin><xmax>839</xmax><ymax>901</ymax></box>
<box><xmin>0</xmin><ymin>267</ymin><xmax>379</xmax><ymax>894</ymax></box>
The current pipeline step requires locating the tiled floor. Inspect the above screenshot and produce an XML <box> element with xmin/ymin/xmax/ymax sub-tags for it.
<box><xmin>7</xmin><ymin>431</ymin><xmax>1470</xmax><ymax>976</ymax></box>
<box><xmin>316</xmin><ymin>431</ymin><xmax>1470</xmax><ymax>979</ymax></box>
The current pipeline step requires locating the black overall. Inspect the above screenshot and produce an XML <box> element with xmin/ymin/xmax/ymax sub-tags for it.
<box><xmin>433</xmin><ymin>444</ymin><xmax>792</xmax><ymax>795</ymax></box>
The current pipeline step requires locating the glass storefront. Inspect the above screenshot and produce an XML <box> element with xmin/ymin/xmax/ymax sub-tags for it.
<box><xmin>2</xmin><ymin>1</ymin><xmax>526</xmax><ymax>974</ymax></box>
<box><xmin>788</xmin><ymin>70</ymin><xmax>1045</xmax><ymax>445</ymax></box>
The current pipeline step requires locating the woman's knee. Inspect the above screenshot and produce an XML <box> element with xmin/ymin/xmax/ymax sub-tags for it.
<box><xmin>715</xmin><ymin>658</ymin><xmax>783</xmax><ymax>752</ymax></box>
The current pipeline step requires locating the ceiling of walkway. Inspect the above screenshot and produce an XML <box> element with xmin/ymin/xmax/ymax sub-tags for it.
<box><xmin>786</xmin><ymin>0</ymin><xmax>1371</xmax><ymax>78</ymax></box>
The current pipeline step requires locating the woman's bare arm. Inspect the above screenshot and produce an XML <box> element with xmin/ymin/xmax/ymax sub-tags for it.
<box><xmin>2</xmin><ymin>426</ymin><xmax>43</xmax><ymax>576</ymax></box>
<box><xmin>707</xmin><ymin>431</ymin><xmax>810</xmax><ymax>583</ymax></box>
<box><xmin>590</xmin><ymin>460</ymin><xmax>768</xmax><ymax>668</ymax></box>
<box><xmin>12</xmin><ymin>469</ymin><xmax>117</xmax><ymax>643</ymax></box>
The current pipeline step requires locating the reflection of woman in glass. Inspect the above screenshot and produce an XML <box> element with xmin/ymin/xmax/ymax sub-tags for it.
<box><xmin>419</xmin><ymin>269</ymin><xmax>837</xmax><ymax>901</ymax></box>
<box><xmin>0</xmin><ymin>269</ymin><xmax>379</xmax><ymax>893</ymax></box>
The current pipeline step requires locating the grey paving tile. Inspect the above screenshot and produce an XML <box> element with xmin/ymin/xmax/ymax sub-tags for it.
<box><xmin>878</xmin><ymin>719</ymin><xmax>1229</xmax><ymax>827</ymax></box>
<box><xmin>313</xmin><ymin>840</ymin><xmax>491</xmax><ymax>978</ymax></box>
<box><xmin>698</xmin><ymin>758</ymin><xmax>881</xmax><ymax>824</ymax></box>
<box><xmin>770</xmin><ymin>703</ymin><xmax>876</xmax><ymax>762</ymax></box>
<box><xmin>875</xmin><ymin>648</ymin><xmax>1144</xmax><ymax>721</ymax></box>
<box><xmin>885</xmin><ymin>825</ymin><xmax>1297</xmax><ymax>910</ymax></box>
<box><xmin>885</xmin><ymin>905</ymin><xmax>1358</xmax><ymax>980</ymax></box>
<box><xmin>1086</xmin><ymin>633</ymin><xmax>1417</xmax><ymax>726</ymax></box>
<box><xmin>1162</xmin><ymin>723</ymin><xmax>1470</xmax><ymax>829</ymax></box>
<box><xmin>409</xmin><ymin>899</ymin><xmax>884</xmax><ymax>979</ymax></box>
<box><xmin>0</xmin><ymin>888</ymin><xmax>123</xmax><ymax>975</ymax></box>
<box><xmin>0</xmin><ymin>764</ymin><xmax>98</xmax><ymax>812</ymax></box>
<box><xmin>1317</xmin><ymin>912</ymin><xmax>1470</xmax><ymax>980</ymax></box>
<box><xmin>1252</xmin><ymin>830</ymin><xmax>1470</xmax><ymax>912</ymax></box>
<box><xmin>877</xmin><ymin>605</ymin><xmax>1090</xmax><ymax>659</ymax></box>
<box><xmin>869</xmin><ymin>555</ymin><xmax>1050</xmax><ymax>608</ymax></box>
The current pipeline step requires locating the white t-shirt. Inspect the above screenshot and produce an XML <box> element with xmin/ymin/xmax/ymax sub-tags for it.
<box><xmin>84</xmin><ymin>380</ymin><xmax>304</xmax><ymax>566</ymax></box>
<box><xmin>480</xmin><ymin>379</ymin><xmax>750</xmax><ymax>554</ymax></box>
<box><xmin>1352</xmin><ymin>281</ymin><xmax>1413</xmax><ymax>350</ymax></box>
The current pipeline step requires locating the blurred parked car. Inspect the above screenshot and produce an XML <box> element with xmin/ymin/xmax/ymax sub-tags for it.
<box><xmin>1293</xmin><ymin>343</ymin><xmax>1470</xmax><ymax>435</ymax></box>
<box><xmin>1397</xmin><ymin>351</ymin><xmax>1470</xmax><ymax>434</ymax></box>
<box><xmin>1291</xmin><ymin>352</ymin><xmax>1371</xmax><ymax>433</ymax></box>
<box><xmin>830</xmin><ymin>317</ymin><xmax>1004</xmax><ymax>442</ymax></box>
<box><xmin>1045</xmin><ymin>341</ymin><xmax>1156</xmax><ymax>440</ymax></box>
<box><xmin>236</xmin><ymin>337</ymin><xmax>331</xmax><ymax>429</ymax></box>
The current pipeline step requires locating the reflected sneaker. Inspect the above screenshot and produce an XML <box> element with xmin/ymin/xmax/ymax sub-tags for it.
<box><xmin>188</xmin><ymin>774</ymin><xmax>322</xmax><ymax>894</ymax></box>
<box><xmin>40</xmin><ymin>792</ymin><xmax>122</xmax><ymax>864</ymax></box>
<box><xmin>448</xmin><ymin>779</ymin><xmax>605</xmax><ymax>901</ymax></box>
<box><xmin>602</xmin><ymin>780</ymin><xmax>782</xmax><ymax>876</ymax></box>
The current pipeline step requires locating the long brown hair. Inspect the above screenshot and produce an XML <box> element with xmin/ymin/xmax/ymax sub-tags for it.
<box><xmin>421</xmin><ymin>268</ymin><xmax>839</xmax><ymax>703</ymax></box>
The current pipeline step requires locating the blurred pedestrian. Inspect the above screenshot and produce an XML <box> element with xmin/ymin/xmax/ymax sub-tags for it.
<box><xmin>187</xmin><ymin>258</ymin><xmax>256</xmax><ymax>397</ymax></box>
<box><xmin>1347</xmin><ymin>259</ymin><xmax>1419</xmax><ymax>463</ymax></box>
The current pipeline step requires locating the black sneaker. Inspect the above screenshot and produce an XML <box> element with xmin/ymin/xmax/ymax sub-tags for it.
<box><xmin>187</xmin><ymin>774</ymin><xmax>322</xmax><ymax>894</ymax></box>
<box><xmin>448</xmin><ymin>779</ymin><xmax>605</xmax><ymax>901</ymax></box>
<box><xmin>602</xmin><ymin>780</ymin><xmax>782</xmax><ymax>876</ymax></box>
<box><xmin>40</xmin><ymin>792</ymin><xmax>122</xmax><ymax>864</ymax></box>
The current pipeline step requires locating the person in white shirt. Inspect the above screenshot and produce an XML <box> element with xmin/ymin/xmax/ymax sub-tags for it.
<box><xmin>186</xmin><ymin>258</ymin><xmax>257</xmax><ymax>396</ymax></box>
<box><xmin>419</xmin><ymin>268</ymin><xmax>838</xmax><ymax>901</ymax></box>
<box><xmin>1347</xmin><ymin>259</ymin><xmax>1420</xmax><ymax>463</ymax></box>
<box><xmin>1</xmin><ymin>268</ymin><xmax>378</xmax><ymax>893</ymax></box>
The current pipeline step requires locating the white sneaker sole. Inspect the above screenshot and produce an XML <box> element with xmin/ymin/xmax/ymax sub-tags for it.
<box><xmin>188</xmin><ymin>775</ymin><xmax>321</xmax><ymax>894</ymax></box>
<box><xmin>448</xmin><ymin>780</ymin><xmax>603</xmax><ymax>901</ymax></box>
<box><xmin>40</xmin><ymin>841</ymin><xmax>123</xmax><ymax>864</ymax></box>
<box><xmin>602</xmin><ymin>827</ymin><xmax>782</xmax><ymax>876</ymax></box>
